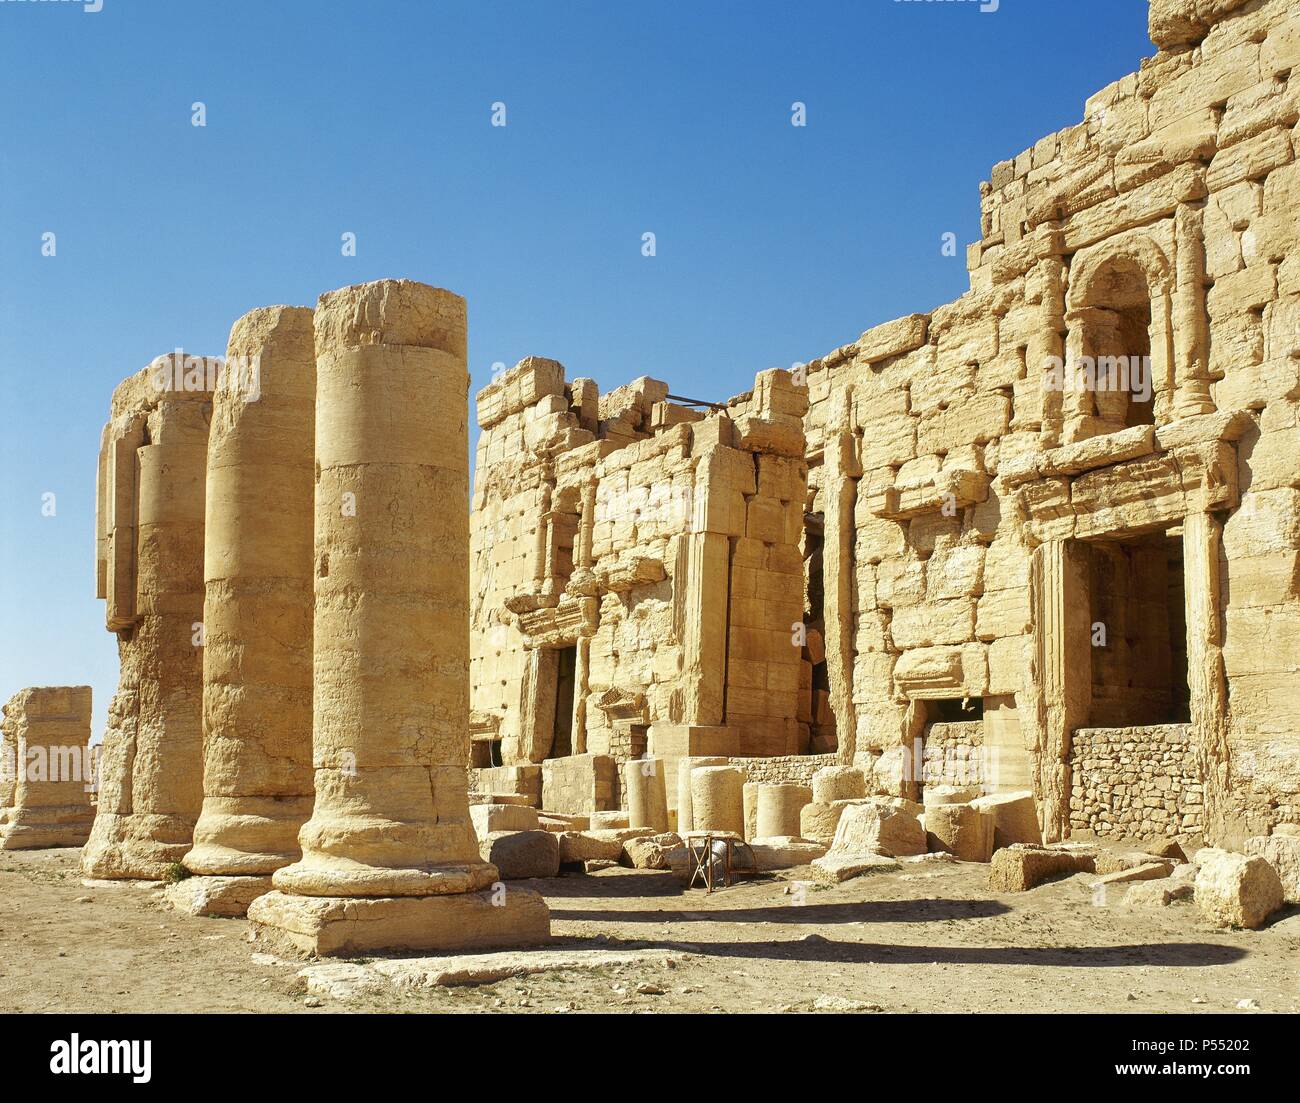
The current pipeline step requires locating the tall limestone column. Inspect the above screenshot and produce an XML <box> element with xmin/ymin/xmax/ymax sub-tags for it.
<box><xmin>171</xmin><ymin>307</ymin><xmax>317</xmax><ymax>917</ymax></box>
<box><xmin>83</xmin><ymin>356</ymin><xmax>211</xmax><ymax>880</ymax></box>
<box><xmin>249</xmin><ymin>279</ymin><xmax>549</xmax><ymax>955</ymax></box>
<box><xmin>1</xmin><ymin>686</ymin><xmax>95</xmax><ymax>850</ymax></box>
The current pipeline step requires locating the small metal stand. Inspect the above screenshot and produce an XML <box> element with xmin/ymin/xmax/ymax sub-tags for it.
<box><xmin>684</xmin><ymin>832</ymin><xmax>759</xmax><ymax>893</ymax></box>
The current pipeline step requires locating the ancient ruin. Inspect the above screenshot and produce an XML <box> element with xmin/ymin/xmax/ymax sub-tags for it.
<box><xmin>4</xmin><ymin>0</ymin><xmax>1297</xmax><ymax>992</ymax></box>
<box><xmin>84</xmin><ymin>357</ymin><xmax>210</xmax><ymax>880</ymax></box>
<box><xmin>0</xmin><ymin>687</ymin><xmax>95</xmax><ymax>850</ymax></box>
<box><xmin>467</xmin><ymin>0</ymin><xmax>1300</xmax><ymax>875</ymax></box>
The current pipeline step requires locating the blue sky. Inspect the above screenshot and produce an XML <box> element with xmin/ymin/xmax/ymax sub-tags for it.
<box><xmin>0</xmin><ymin>0</ymin><xmax>1153</xmax><ymax>740</ymax></box>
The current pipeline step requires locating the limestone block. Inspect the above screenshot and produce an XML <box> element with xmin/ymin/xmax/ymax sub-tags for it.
<box><xmin>0</xmin><ymin>686</ymin><xmax>95</xmax><ymax>850</ymax></box>
<box><xmin>476</xmin><ymin>765</ymin><xmax>542</xmax><ymax>807</ymax></box>
<box><xmin>470</xmin><ymin>803</ymin><xmax>540</xmax><ymax>838</ymax></box>
<box><xmin>1243</xmin><ymin>834</ymin><xmax>1300</xmax><ymax>902</ymax></box>
<box><xmin>925</xmin><ymin>802</ymin><xmax>993</xmax><ymax>862</ymax></box>
<box><xmin>755</xmin><ymin>783</ymin><xmax>812</xmax><ymax>839</ymax></box>
<box><xmin>828</xmin><ymin>802</ymin><xmax>926</xmax><ymax>858</ymax></box>
<box><xmin>622</xmin><ymin>759</ymin><xmax>669</xmax><ymax>832</ymax></box>
<box><xmin>799</xmin><ymin>798</ymin><xmax>868</xmax><ymax>842</ymax></box>
<box><xmin>689</xmin><ymin>766</ymin><xmax>745</xmax><ymax>836</ymax></box>
<box><xmin>923</xmin><ymin>785</ymin><xmax>982</xmax><ymax>807</ymax></box>
<box><xmin>541</xmin><ymin>754</ymin><xmax>618</xmax><ymax>815</ymax></box>
<box><xmin>1090</xmin><ymin>862</ymin><xmax>1173</xmax><ymax>889</ymax></box>
<box><xmin>1194</xmin><ymin>848</ymin><xmax>1285</xmax><ymax>929</ymax></box>
<box><xmin>1122</xmin><ymin>881</ymin><xmax>1192</xmax><ymax>907</ymax></box>
<box><xmin>748</xmin><ymin>836</ymin><xmax>829</xmax><ymax>870</ymax></box>
<box><xmin>622</xmin><ymin>832</ymin><xmax>682</xmax><ymax>870</ymax></box>
<box><xmin>857</xmin><ymin>314</ymin><xmax>928</xmax><ymax>364</ymax></box>
<box><xmin>970</xmin><ymin>791</ymin><xmax>1042</xmax><ymax>850</ymax></box>
<box><xmin>742</xmin><ymin>781</ymin><xmax>759</xmax><ymax>841</ymax></box>
<box><xmin>988</xmin><ymin>845</ymin><xmax>1095</xmax><ymax>892</ymax></box>
<box><xmin>164</xmin><ymin>874</ymin><xmax>274</xmax><ymax>918</ymax></box>
<box><xmin>811</xmin><ymin>852</ymin><xmax>900</xmax><ymax>884</ymax></box>
<box><xmin>249</xmin><ymin>888</ymin><xmax>550</xmax><ymax>958</ymax></box>
<box><xmin>588</xmin><ymin>810</ymin><xmax>629</xmax><ymax>830</ymax></box>
<box><xmin>557</xmin><ymin>831</ymin><xmax>625</xmax><ymax>864</ymax></box>
<box><xmin>810</xmin><ymin>765</ymin><xmax>866</xmax><ymax>803</ymax></box>
<box><xmin>479</xmin><ymin>830</ymin><xmax>561</xmax><ymax>880</ymax></box>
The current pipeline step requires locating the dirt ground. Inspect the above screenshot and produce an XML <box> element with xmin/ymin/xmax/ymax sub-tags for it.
<box><xmin>2</xmin><ymin>846</ymin><xmax>1296</xmax><ymax>1014</ymax></box>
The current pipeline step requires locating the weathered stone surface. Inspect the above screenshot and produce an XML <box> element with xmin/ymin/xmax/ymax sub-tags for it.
<box><xmin>479</xmin><ymin>830</ymin><xmax>561</xmax><ymax>880</ymax></box>
<box><xmin>164</xmin><ymin>874</ymin><xmax>274</xmax><ymax>918</ymax></box>
<box><xmin>749</xmin><ymin>836</ymin><xmax>829</xmax><ymax>870</ymax></box>
<box><xmin>925</xmin><ymin>802</ymin><xmax>994</xmax><ymax>862</ymax></box>
<box><xmin>85</xmin><ymin>357</ymin><xmax>211</xmax><ymax>879</ymax></box>
<box><xmin>183</xmin><ymin>306</ymin><xmax>316</xmax><ymax>893</ymax></box>
<box><xmin>1243</xmin><ymin>834</ymin><xmax>1300</xmax><ymax>903</ymax></box>
<box><xmin>0</xmin><ymin>687</ymin><xmax>95</xmax><ymax>850</ymax></box>
<box><xmin>811</xmin><ymin>852</ymin><xmax>900</xmax><ymax>884</ymax></box>
<box><xmin>970</xmin><ymin>791</ymin><xmax>1042</xmax><ymax>851</ymax></box>
<box><xmin>1194</xmin><ymin>848</ymin><xmax>1285</xmax><ymax>929</ymax></box>
<box><xmin>989</xmin><ymin>845</ymin><xmax>1096</xmax><ymax>892</ymax></box>
<box><xmin>811</xmin><ymin>765</ymin><xmax>866</xmax><ymax>803</ymax></box>
<box><xmin>829</xmin><ymin>802</ymin><xmax>927</xmax><ymax>858</ymax></box>
<box><xmin>470</xmin><ymin>803</ymin><xmax>540</xmax><ymax>837</ymax></box>
<box><xmin>622</xmin><ymin>831</ymin><xmax>682</xmax><ymax>869</ymax></box>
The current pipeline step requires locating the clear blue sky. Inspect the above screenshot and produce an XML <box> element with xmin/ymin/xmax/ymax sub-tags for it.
<box><xmin>0</xmin><ymin>0</ymin><xmax>1153</xmax><ymax>741</ymax></box>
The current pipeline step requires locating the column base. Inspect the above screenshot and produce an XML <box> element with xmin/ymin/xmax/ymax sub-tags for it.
<box><xmin>247</xmin><ymin>887</ymin><xmax>552</xmax><ymax>957</ymax></box>
<box><xmin>165</xmin><ymin>874</ymin><xmax>275</xmax><ymax>917</ymax></box>
<box><xmin>81</xmin><ymin>812</ymin><xmax>197</xmax><ymax>880</ymax></box>
<box><xmin>0</xmin><ymin>813</ymin><xmax>94</xmax><ymax>850</ymax></box>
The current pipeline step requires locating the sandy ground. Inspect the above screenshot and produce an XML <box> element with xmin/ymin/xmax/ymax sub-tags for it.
<box><xmin>1</xmin><ymin>846</ymin><xmax>1296</xmax><ymax>1014</ymax></box>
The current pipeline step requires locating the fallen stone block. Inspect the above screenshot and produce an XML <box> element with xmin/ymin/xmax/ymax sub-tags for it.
<box><xmin>1243</xmin><ymin>833</ymin><xmax>1300</xmax><ymax>903</ymax></box>
<box><xmin>925</xmin><ymin>801</ymin><xmax>993</xmax><ymax>862</ymax></box>
<box><xmin>970</xmin><ymin>791</ymin><xmax>1041</xmax><ymax>850</ymax></box>
<box><xmin>623</xmin><ymin>832</ymin><xmax>683</xmax><ymax>870</ymax></box>
<box><xmin>539</xmin><ymin>812</ymin><xmax>589</xmax><ymax>832</ymax></box>
<box><xmin>1142</xmin><ymin>838</ymin><xmax>1188</xmax><ymax>863</ymax></box>
<box><xmin>1091</xmin><ymin>862</ymin><xmax>1173</xmax><ymax>890</ymax></box>
<box><xmin>748</xmin><ymin>837</ymin><xmax>828</xmax><ymax>870</ymax></box>
<box><xmin>582</xmin><ymin>859</ymin><xmax>619</xmax><ymax>873</ymax></box>
<box><xmin>1123</xmin><ymin>880</ymin><xmax>1193</xmax><ymax>908</ymax></box>
<box><xmin>829</xmin><ymin>802</ymin><xmax>926</xmax><ymax>858</ymax></box>
<box><xmin>558</xmin><ymin>828</ymin><xmax>654</xmax><ymax>865</ymax></box>
<box><xmin>799</xmin><ymin>798</ymin><xmax>869</xmax><ymax>842</ymax></box>
<box><xmin>165</xmin><ymin>874</ymin><xmax>273</xmax><ymax>918</ymax></box>
<box><xmin>479</xmin><ymin>830</ymin><xmax>561</xmax><ymax>880</ymax></box>
<box><xmin>988</xmin><ymin>845</ymin><xmax>1095</xmax><ymax>892</ymax></box>
<box><xmin>1194</xmin><ymin>848</ymin><xmax>1285</xmax><ymax>930</ymax></box>
<box><xmin>470</xmin><ymin>803</ymin><xmax>539</xmax><ymax>837</ymax></box>
<box><xmin>1095</xmin><ymin>850</ymin><xmax>1176</xmax><ymax>876</ymax></box>
<box><xmin>811</xmin><ymin>853</ymin><xmax>900</xmax><ymax>884</ymax></box>
<box><xmin>589</xmin><ymin>810</ymin><xmax>629</xmax><ymax>830</ymax></box>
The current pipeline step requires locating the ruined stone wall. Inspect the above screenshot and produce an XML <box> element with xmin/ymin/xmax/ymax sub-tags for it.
<box><xmin>725</xmin><ymin>753</ymin><xmax>838</xmax><ymax>787</ymax></box>
<box><xmin>470</xmin><ymin>358</ymin><xmax>812</xmax><ymax>797</ymax></box>
<box><xmin>799</xmin><ymin>0</ymin><xmax>1300</xmax><ymax>845</ymax></box>
<box><xmin>922</xmin><ymin>721</ymin><xmax>986</xmax><ymax>789</ymax></box>
<box><xmin>1070</xmin><ymin>724</ymin><xmax>1202</xmax><ymax>838</ymax></box>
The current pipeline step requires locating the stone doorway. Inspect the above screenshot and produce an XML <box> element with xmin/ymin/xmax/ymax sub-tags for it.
<box><xmin>546</xmin><ymin>644</ymin><xmax>577</xmax><ymax>759</ymax></box>
<box><xmin>1084</xmin><ymin>530</ymin><xmax>1191</xmax><ymax>728</ymax></box>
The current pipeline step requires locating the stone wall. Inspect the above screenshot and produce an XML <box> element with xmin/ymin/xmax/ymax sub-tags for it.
<box><xmin>725</xmin><ymin>753</ymin><xmax>838</xmax><ymax>787</ymax></box>
<box><xmin>1070</xmin><ymin>724</ymin><xmax>1202</xmax><ymax>838</ymax></box>
<box><xmin>922</xmin><ymin>721</ymin><xmax>986</xmax><ymax>789</ymax></box>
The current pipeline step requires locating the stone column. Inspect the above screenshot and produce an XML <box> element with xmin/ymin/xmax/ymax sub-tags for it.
<box><xmin>1029</xmin><ymin>539</ymin><xmax>1091</xmax><ymax>842</ymax></box>
<box><xmin>249</xmin><ymin>280</ymin><xmax>548</xmax><ymax>956</ymax></box>
<box><xmin>83</xmin><ymin>356</ymin><xmax>211</xmax><ymax>880</ymax></box>
<box><xmin>822</xmin><ymin>388</ymin><xmax>861</xmax><ymax>763</ymax></box>
<box><xmin>1173</xmin><ymin>204</ymin><xmax>1216</xmax><ymax>418</ymax></box>
<box><xmin>623</xmin><ymin>758</ymin><xmax>668</xmax><ymax>831</ymax></box>
<box><xmin>690</xmin><ymin>765</ymin><xmax>745</xmax><ymax>836</ymax></box>
<box><xmin>1183</xmin><ymin>510</ymin><xmax>1231</xmax><ymax>843</ymax></box>
<box><xmin>172</xmin><ymin>307</ymin><xmax>317</xmax><ymax>918</ymax></box>
<box><xmin>755</xmin><ymin>783</ymin><xmax>812</xmax><ymax>839</ymax></box>
<box><xmin>0</xmin><ymin>687</ymin><xmax>95</xmax><ymax>850</ymax></box>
